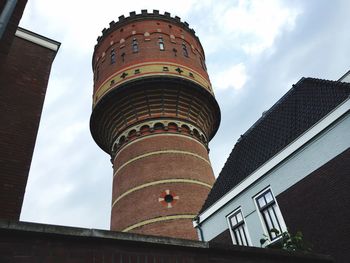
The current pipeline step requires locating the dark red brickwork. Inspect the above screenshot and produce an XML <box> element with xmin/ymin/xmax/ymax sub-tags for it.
<box><xmin>114</xmin><ymin>134</ymin><xmax>209</xmax><ymax>168</ymax></box>
<box><xmin>111</xmin><ymin>134</ymin><xmax>214</xmax><ymax>238</ymax></box>
<box><xmin>114</xmin><ymin>154</ymin><xmax>214</xmax><ymax>198</ymax></box>
<box><xmin>0</xmin><ymin>36</ymin><xmax>57</xmax><ymax>220</ymax></box>
<box><xmin>0</xmin><ymin>220</ymin><xmax>333</xmax><ymax>263</ymax></box>
<box><xmin>277</xmin><ymin>148</ymin><xmax>350</xmax><ymax>263</ymax></box>
<box><xmin>210</xmin><ymin>229</ymin><xmax>232</xmax><ymax>244</ymax></box>
<box><xmin>112</xmin><ymin>184</ymin><xmax>211</xmax><ymax>238</ymax></box>
<box><xmin>133</xmin><ymin>218</ymin><xmax>198</xmax><ymax>239</ymax></box>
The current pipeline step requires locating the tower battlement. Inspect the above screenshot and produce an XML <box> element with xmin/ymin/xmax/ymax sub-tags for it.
<box><xmin>95</xmin><ymin>10</ymin><xmax>199</xmax><ymax>49</ymax></box>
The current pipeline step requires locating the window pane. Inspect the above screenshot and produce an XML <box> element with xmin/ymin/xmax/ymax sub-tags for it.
<box><xmin>239</xmin><ymin>226</ymin><xmax>247</xmax><ymax>246</ymax></box>
<box><xmin>159</xmin><ymin>42</ymin><xmax>165</xmax><ymax>50</ymax></box>
<box><xmin>258</xmin><ymin>197</ymin><xmax>266</xmax><ymax>208</ymax></box>
<box><xmin>236</xmin><ymin>211</ymin><xmax>243</xmax><ymax>222</ymax></box>
<box><xmin>230</xmin><ymin>215</ymin><xmax>237</xmax><ymax>226</ymax></box>
<box><xmin>232</xmin><ymin>231</ymin><xmax>238</xmax><ymax>245</ymax></box>
<box><xmin>265</xmin><ymin>191</ymin><xmax>274</xmax><ymax>204</ymax></box>
<box><xmin>263</xmin><ymin>210</ymin><xmax>274</xmax><ymax>231</ymax></box>
<box><xmin>269</xmin><ymin>206</ymin><xmax>282</xmax><ymax>234</ymax></box>
<box><xmin>235</xmin><ymin>229</ymin><xmax>243</xmax><ymax>245</ymax></box>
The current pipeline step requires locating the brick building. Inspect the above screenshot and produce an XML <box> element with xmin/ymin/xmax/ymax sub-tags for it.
<box><xmin>0</xmin><ymin>0</ymin><xmax>60</xmax><ymax>221</ymax></box>
<box><xmin>195</xmin><ymin>76</ymin><xmax>350</xmax><ymax>263</ymax></box>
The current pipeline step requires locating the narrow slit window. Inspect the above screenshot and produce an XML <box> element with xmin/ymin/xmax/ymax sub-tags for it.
<box><xmin>227</xmin><ymin>209</ymin><xmax>250</xmax><ymax>246</ymax></box>
<box><xmin>158</xmin><ymin>37</ymin><xmax>165</xmax><ymax>50</ymax></box>
<box><xmin>182</xmin><ymin>42</ymin><xmax>188</xmax><ymax>57</ymax></box>
<box><xmin>200</xmin><ymin>57</ymin><xmax>207</xmax><ymax>71</ymax></box>
<box><xmin>121</xmin><ymin>52</ymin><xmax>125</xmax><ymax>62</ymax></box>
<box><xmin>95</xmin><ymin>66</ymin><xmax>99</xmax><ymax>81</ymax></box>
<box><xmin>110</xmin><ymin>49</ymin><xmax>116</xmax><ymax>64</ymax></box>
<box><xmin>132</xmin><ymin>38</ymin><xmax>139</xmax><ymax>53</ymax></box>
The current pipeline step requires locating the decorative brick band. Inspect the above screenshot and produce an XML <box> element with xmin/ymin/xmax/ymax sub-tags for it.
<box><xmin>122</xmin><ymin>214</ymin><xmax>196</xmax><ymax>232</ymax></box>
<box><xmin>94</xmin><ymin>61</ymin><xmax>212</xmax><ymax>106</ymax></box>
<box><xmin>112</xmin><ymin>119</ymin><xmax>208</xmax><ymax>157</ymax></box>
<box><xmin>114</xmin><ymin>133</ymin><xmax>208</xmax><ymax>162</ymax></box>
<box><xmin>113</xmin><ymin>150</ymin><xmax>211</xmax><ymax>178</ymax></box>
<box><xmin>112</xmin><ymin>179</ymin><xmax>212</xmax><ymax>207</ymax></box>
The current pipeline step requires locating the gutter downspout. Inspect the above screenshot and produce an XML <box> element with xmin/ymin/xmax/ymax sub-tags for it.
<box><xmin>194</xmin><ymin>216</ymin><xmax>204</xmax><ymax>241</ymax></box>
<box><xmin>0</xmin><ymin>0</ymin><xmax>18</xmax><ymax>40</ymax></box>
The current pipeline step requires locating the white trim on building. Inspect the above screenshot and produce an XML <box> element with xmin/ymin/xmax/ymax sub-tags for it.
<box><xmin>15</xmin><ymin>27</ymin><xmax>60</xmax><ymax>52</ymax></box>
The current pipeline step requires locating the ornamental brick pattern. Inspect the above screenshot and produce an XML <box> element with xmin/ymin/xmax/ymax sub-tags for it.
<box><xmin>90</xmin><ymin>10</ymin><xmax>220</xmax><ymax>239</ymax></box>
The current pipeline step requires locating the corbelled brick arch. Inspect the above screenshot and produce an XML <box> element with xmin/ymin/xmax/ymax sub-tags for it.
<box><xmin>90</xmin><ymin>10</ymin><xmax>220</xmax><ymax>240</ymax></box>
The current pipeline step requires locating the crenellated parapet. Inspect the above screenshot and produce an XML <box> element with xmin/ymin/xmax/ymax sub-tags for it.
<box><xmin>95</xmin><ymin>10</ymin><xmax>201</xmax><ymax>52</ymax></box>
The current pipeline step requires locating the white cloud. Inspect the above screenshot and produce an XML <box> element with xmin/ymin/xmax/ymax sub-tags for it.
<box><xmin>197</xmin><ymin>0</ymin><xmax>300</xmax><ymax>56</ymax></box>
<box><xmin>21</xmin><ymin>0</ymin><xmax>198</xmax><ymax>55</ymax></box>
<box><xmin>212</xmin><ymin>63</ymin><xmax>248</xmax><ymax>90</ymax></box>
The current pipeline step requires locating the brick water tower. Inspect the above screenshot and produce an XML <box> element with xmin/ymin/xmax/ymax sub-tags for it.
<box><xmin>90</xmin><ymin>10</ymin><xmax>220</xmax><ymax>240</ymax></box>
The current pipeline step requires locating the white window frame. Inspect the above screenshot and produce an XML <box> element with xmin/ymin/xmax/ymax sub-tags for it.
<box><xmin>253</xmin><ymin>187</ymin><xmax>287</xmax><ymax>245</ymax></box>
<box><xmin>226</xmin><ymin>207</ymin><xmax>251</xmax><ymax>246</ymax></box>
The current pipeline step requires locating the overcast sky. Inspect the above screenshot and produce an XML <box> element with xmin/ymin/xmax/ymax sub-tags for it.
<box><xmin>19</xmin><ymin>0</ymin><xmax>350</xmax><ymax>230</ymax></box>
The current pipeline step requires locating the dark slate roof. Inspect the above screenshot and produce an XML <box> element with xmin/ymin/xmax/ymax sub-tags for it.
<box><xmin>200</xmin><ymin>77</ymin><xmax>350</xmax><ymax>214</ymax></box>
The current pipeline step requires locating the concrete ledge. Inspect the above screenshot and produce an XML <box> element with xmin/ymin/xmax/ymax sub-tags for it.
<box><xmin>0</xmin><ymin>220</ymin><xmax>333</xmax><ymax>263</ymax></box>
<box><xmin>0</xmin><ymin>219</ymin><xmax>207</xmax><ymax>248</ymax></box>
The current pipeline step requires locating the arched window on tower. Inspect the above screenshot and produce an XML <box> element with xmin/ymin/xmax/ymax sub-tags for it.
<box><xmin>158</xmin><ymin>36</ymin><xmax>165</xmax><ymax>51</ymax></box>
<box><xmin>132</xmin><ymin>38</ymin><xmax>139</xmax><ymax>53</ymax></box>
<box><xmin>110</xmin><ymin>49</ymin><xmax>116</xmax><ymax>64</ymax></box>
<box><xmin>182</xmin><ymin>42</ymin><xmax>188</xmax><ymax>57</ymax></box>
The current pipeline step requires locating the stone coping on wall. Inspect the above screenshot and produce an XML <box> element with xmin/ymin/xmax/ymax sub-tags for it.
<box><xmin>0</xmin><ymin>219</ymin><xmax>206</xmax><ymax>248</ymax></box>
<box><xmin>0</xmin><ymin>219</ymin><xmax>333</xmax><ymax>262</ymax></box>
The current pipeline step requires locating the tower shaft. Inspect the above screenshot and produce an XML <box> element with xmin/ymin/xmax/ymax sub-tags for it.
<box><xmin>90</xmin><ymin>10</ymin><xmax>220</xmax><ymax>239</ymax></box>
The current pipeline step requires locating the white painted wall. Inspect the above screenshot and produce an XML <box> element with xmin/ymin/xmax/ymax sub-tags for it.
<box><xmin>199</xmin><ymin>112</ymin><xmax>350</xmax><ymax>246</ymax></box>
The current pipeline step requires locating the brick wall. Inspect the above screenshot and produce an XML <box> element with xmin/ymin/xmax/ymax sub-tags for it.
<box><xmin>0</xmin><ymin>220</ymin><xmax>333</xmax><ymax>263</ymax></box>
<box><xmin>111</xmin><ymin>134</ymin><xmax>215</xmax><ymax>239</ymax></box>
<box><xmin>277</xmin><ymin>148</ymin><xmax>350</xmax><ymax>263</ymax></box>
<box><xmin>0</xmin><ymin>36</ymin><xmax>57</xmax><ymax>220</ymax></box>
<box><xmin>210</xmin><ymin>229</ymin><xmax>232</xmax><ymax>244</ymax></box>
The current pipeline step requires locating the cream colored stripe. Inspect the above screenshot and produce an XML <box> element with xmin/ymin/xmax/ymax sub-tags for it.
<box><xmin>112</xmin><ymin>179</ymin><xmax>212</xmax><ymax>207</ymax></box>
<box><xmin>98</xmin><ymin>61</ymin><xmax>208</xmax><ymax>91</ymax></box>
<box><xmin>113</xmin><ymin>150</ymin><xmax>211</xmax><ymax>178</ymax></box>
<box><xmin>122</xmin><ymin>214</ymin><xmax>196</xmax><ymax>232</ymax></box>
<box><xmin>114</xmin><ymin>133</ymin><xmax>207</xmax><ymax>162</ymax></box>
